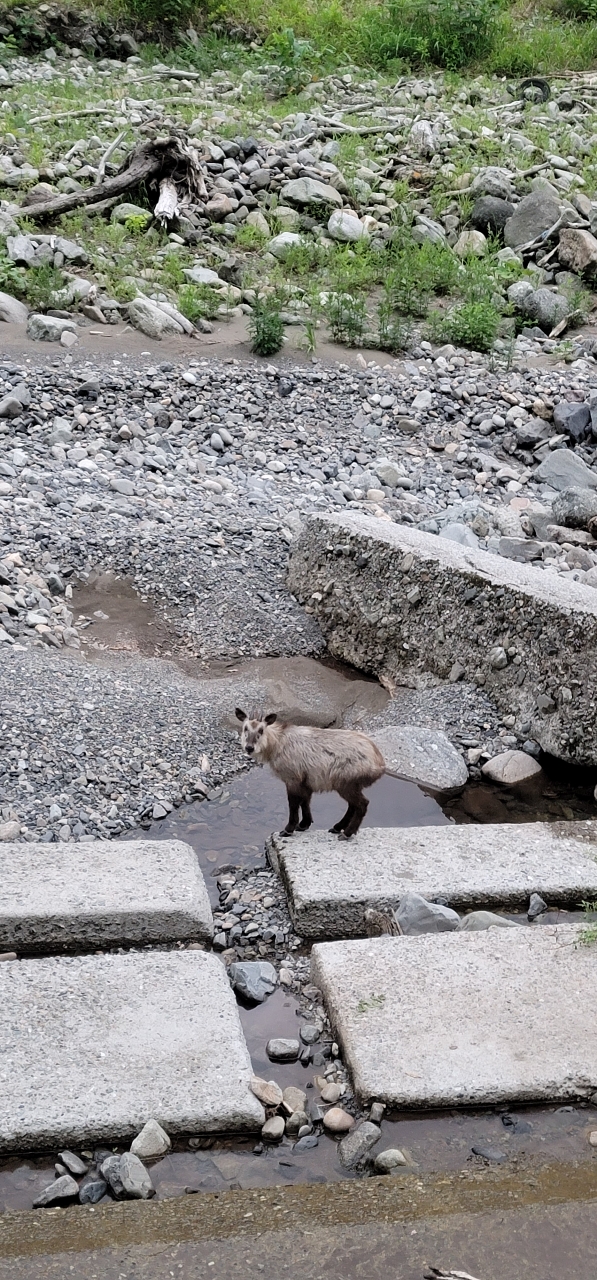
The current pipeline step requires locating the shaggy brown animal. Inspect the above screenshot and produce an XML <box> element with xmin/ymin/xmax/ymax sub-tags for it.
<box><xmin>235</xmin><ymin>710</ymin><xmax>385</xmax><ymax>839</ymax></box>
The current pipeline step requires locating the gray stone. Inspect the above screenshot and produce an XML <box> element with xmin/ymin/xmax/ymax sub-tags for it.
<box><xmin>528</xmin><ymin>892</ymin><xmax>548</xmax><ymax>920</ymax></box>
<box><xmin>311</xmin><ymin>926</ymin><xmax>597</xmax><ymax>1106</ymax></box>
<box><xmin>471</xmin><ymin>197</ymin><xmax>514</xmax><ymax>235</ymax></box>
<box><xmin>508</xmin><ymin>280</ymin><xmax>535</xmax><ymax>308</ymax></box>
<box><xmin>552</xmin><ymin>487</ymin><xmax>597</xmax><ymax>529</ymax></box>
<box><xmin>412</xmin><ymin>215</ymin><xmax>446</xmax><ymax>245</ymax></box>
<box><xmin>521</xmin><ymin>288</ymin><xmax>569</xmax><ymax>333</ymax></box>
<box><xmin>374</xmin><ymin>1148</ymin><xmax>407</xmax><ymax>1173</ymax></box>
<box><xmin>6</xmin><ymin>234</ymin><xmax>36</xmax><ymax>266</ymax></box>
<box><xmin>338</xmin><ymin>1120</ymin><xmax>381</xmax><ymax>1167</ymax></box>
<box><xmin>498</xmin><ymin>537</ymin><xmax>544</xmax><ymax>562</ymax></box>
<box><xmin>471</xmin><ymin>167</ymin><xmax>514</xmax><ymax>200</ymax></box>
<box><xmin>262</xmin><ymin>1115</ymin><xmax>285</xmax><ymax>1142</ymax></box>
<box><xmin>552</xmin><ymin>403</ymin><xmax>591</xmax><ymax>442</ymax></box>
<box><xmin>482</xmin><ymin>750</ymin><xmax>543</xmax><ymax>785</ymax></box>
<box><xmin>280</xmin><ymin>178</ymin><xmax>343</xmax><ymax>208</ymax></box>
<box><xmin>119</xmin><ymin>1151</ymin><xmax>155</xmax><ymax>1199</ymax></box>
<box><xmin>457</xmin><ymin>911</ymin><xmax>519</xmax><ymax>931</ymax></box>
<box><xmin>267</xmin><ymin>232</ymin><xmax>302</xmax><ymax>260</ymax></box>
<box><xmin>371</xmin><ymin>725</ymin><xmax>467</xmax><ymax>795</ymax></box>
<box><xmin>410</xmin><ymin>120</ymin><xmax>435</xmax><ymax>157</ymax></box>
<box><xmin>26</xmin><ymin>314</ymin><xmax>77</xmax><ymax>342</ymax></box>
<box><xmin>79</xmin><ymin>1176</ymin><xmax>107</xmax><ymax>1204</ymax></box>
<box><xmin>266</xmin><ymin>1038</ymin><xmax>300</xmax><ymax>1062</ymax></box>
<box><xmin>0</xmin><ymin>395</ymin><xmax>24</xmax><ymax>419</ymax></box>
<box><xmin>504</xmin><ymin>190</ymin><xmax>562</xmax><ymax>248</ymax></box>
<box><xmin>0</xmin><ymin>951</ymin><xmax>264</xmax><ymax>1151</ymax></box>
<box><xmin>439</xmin><ymin>522</ymin><xmax>479</xmax><ymax>549</ymax></box>
<box><xmin>267</xmin><ymin>822</ymin><xmax>597</xmax><ymax>939</ymax></box>
<box><xmin>111</xmin><ymin>203</ymin><xmax>152</xmax><ymax>225</ymax></box>
<box><xmin>535</xmin><ymin>450</ymin><xmax>597</xmax><ymax>492</ymax></box>
<box><xmin>184</xmin><ymin>265</ymin><xmax>221</xmax><ymax>286</ymax></box>
<box><xmin>128</xmin><ymin>298</ymin><xmax>184</xmax><ymax>339</ymax></box>
<box><xmin>396</xmin><ymin>892</ymin><xmax>460</xmax><ymax>935</ymax></box>
<box><xmin>229</xmin><ymin>961</ymin><xmax>277</xmax><ymax>1003</ymax></box>
<box><xmin>32</xmin><ymin>1174</ymin><xmax>79</xmax><ymax>1207</ymax></box>
<box><xmin>0</xmin><ymin>839</ymin><xmax>214</xmax><ymax>952</ymax></box>
<box><xmin>558</xmin><ymin>228</ymin><xmax>597</xmax><ymax>276</ymax></box>
<box><xmin>287</xmin><ymin>513</ymin><xmax>597</xmax><ymax>764</ymax></box>
<box><xmin>101</xmin><ymin>1155</ymin><xmax>125</xmax><ymax>1197</ymax></box>
<box><xmin>0</xmin><ymin>291</ymin><xmax>27</xmax><ymax>324</ymax></box>
<box><xmin>58</xmin><ymin>1150</ymin><xmax>87</xmax><ymax>1175</ymax></box>
<box><xmin>130</xmin><ymin>1119</ymin><xmax>171</xmax><ymax>1160</ymax></box>
<box><xmin>327</xmin><ymin>210</ymin><xmax>365</xmax><ymax>242</ymax></box>
<box><xmin>454</xmin><ymin>229</ymin><xmax>487</xmax><ymax>257</ymax></box>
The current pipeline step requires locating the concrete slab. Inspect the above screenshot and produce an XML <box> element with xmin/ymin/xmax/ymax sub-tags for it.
<box><xmin>288</xmin><ymin>512</ymin><xmax>597</xmax><ymax>766</ymax></box>
<box><xmin>371</xmin><ymin>725</ymin><xmax>467</xmax><ymax>794</ymax></box>
<box><xmin>0</xmin><ymin>839</ymin><xmax>213</xmax><ymax>953</ymax></box>
<box><xmin>268</xmin><ymin>820</ymin><xmax>597</xmax><ymax>939</ymax></box>
<box><xmin>311</xmin><ymin>926</ymin><xmax>597</xmax><ymax>1107</ymax></box>
<box><xmin>0</xmin><ymin>951</ymin><xmax>264</xmax><ymax>1151</ymax></box>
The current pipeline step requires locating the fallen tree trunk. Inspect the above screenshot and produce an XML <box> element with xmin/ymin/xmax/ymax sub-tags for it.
<box><xmin>24</xmin><ymin>137</ymin><xmax>206</xmax><ymax>223</ymax></box>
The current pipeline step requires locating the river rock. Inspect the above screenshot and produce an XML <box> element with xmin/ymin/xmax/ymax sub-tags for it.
<box><xmin>457</xmin><ymin>911</ymin><xmax>519</xmax><ymax>931</ymax></box>
<box><xmin>410</xmin><ymin>120</ymin><xmax>435</xmax><ymax>157</ymax></box>
<box><xmin>439</xmin><ymin>521</ymin><xmax>479</xmax><ymax>549</ymax></box>
<box><xmin>184</xmin><ymin>265</ymin><xmax>221</xmax><ymax>285</ymax></box>
<box><xmin>395</xmin><ymin>892</ymin><xmax>460</xmax><ymax>935</ymax></box>
<box><xmin>111</xmin><ymin>203</ymin><xmax>152</xmax><ymax>225</ymax></box>
<box><xmin>552</xmin><ymin>486</ymin><xmax>597</xmax><ymax>528</ymax></box>
<box><xmin>246</xmin><ymin>209</ymin><xmax>270</xmax><ymax>236</ymax></box>
<box><xmin>520</xmin><ymin>287</ymin><xmax>569</xmax><ymax>332</ymax></box>
<box><xmin>128</xmin><ymin>297</ymin><xmax>184</xmax><ymax>339</ymax></box>
<box><xmin>454</xmin><ymin>229</ymin><xmax>487</xmax><ymax>257</ymax></box>
<box><xmin>471</xmin><ymin>167</ymin><xmax>514</xmax><ymax>200</ymax></box>
<box><xmin>0</xmin><ymin>394</ymin><xmax>24</xmax><ymax>418</ymax></box>
<box><xmin>535</xmin><ymin>449</ymin><xmax>597</xmax><ymax>491</ymax></box>
<box><xmin>338</xmin><ymin>1120</ymin><xmax>381</xmax><ymax>1167</ymax></box>
<box><xmin>558</xmin><ymin>228</ymin><xmax>597</xmax><ymax>276</ymax></box>
<box><xmin>283</xmin><ymin>1086</ymin><xmax>307</xmax><ymax>1113</ymax></box>
<box><xmin>130</xmin><ymin>1118</ymin><xmax>171</xmax><ymax>1159</ymax></box>
<box><xmin>286</xmin><ymin>1109</ymin><xmax>309</xmax><ymax>1134</ymax></box>
<box><xmin>251</xmin><ymin>1076</ymin><xmax>284</xmax><ymax>1107</ymax></box>
<box><xmin>267</xmin><ymin>232</ymin><xmax>302</xmax><ymax>260</ymax></box>
<box><xmin>280</xmin><ymin>177</ymin><xmax>343</xmax><ymax>208</ymax></box>
<box><xmin>0</xmin><ymin>821</ymin><xmax>20</xmax><ymax>841</ymax></box>
<box><xmin>471</xmin><ymin>196</ymin><xmax>514</xmax><ymax>235</ymax></box>
<box><xmin>266</xmin><ymin>1037</ymin><xmax>300</xmax><ymax>1062</ymax></box>
<box><xmin>504</xmin><ymin>190</ymin><xmax>562</xmax><ymax>248</ymax></box>
<box><xmin>119</xmin><ymin>1152</ymin><xmax>154</xmax><ymax>1199</ymax></box>
<box><xmin>262</xmin><ymin>1114</ymin><xmax>285</xmax><ymax>1142</ymax></box>
<box><xmin>320</xmin><ymin>1082</ymin><xmax>343</xmax><ymax>1103</ymax></box>
<box><xmin>482</xmin><ymin>750</ymin><xmax>543</xmax><ymax>785</ymax></box>
<box><xmin>528</xmin><ymin>892</ymin><xmax>548</xmax><ymax>920</ymax></box>
<box><xmin>552</xmin><ymin>402</ymin><xmax>591</xmax><ymax>442</ymax></box>
<box><xmin>33</xmin><ymin>1174</ymin><xmax>79</xmax><ymax>1207</ymax></box>
<box><xmin>323</xmin><ymin>1106</ymin><xmax>354</xmax><ymax>1133</ymax></box>
<box><xmin>58</xmin><ymin>1150</ymin><xmax>87</xmax><ymax>1176</ymax></box>
<box><xmin>372</xmin><ymin>725</ymin><xmax>467</xmax><ymax>794</ymax></box>
<box><xmin>0</xmin><ymin>291</ymin><xmax>27</xmax><ymax>324</ymax></box>
<box><xmin>327</xmin><ymin>209</ymin><xmax>365</xmax><ymax>242</ymax></box>
<box><xmin>100</xmin><ymin>1155</ymin><xmax>125</xmax><ymax>1198</ymax></box>
<box><xmin>229</xmin><ymin>960</ymin><xmax>277</xmax><ymax>1002</ymax></box>
<box><xmin>374</xmin><ymin>1148</ymin><xmax>407</xmax><ymax>1173</ymax></box>
<box><xmin>79</xmin><ymin>1176</ymin><xmax>108</xmax><ymax>1204</ymax></box>
<box><xmin>26</xmin><ymin>314</ymin><xmax>77</xmax><ymax>341</ymax></box>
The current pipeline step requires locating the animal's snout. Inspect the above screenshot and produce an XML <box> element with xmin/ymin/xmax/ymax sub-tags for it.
<box><xmin>245</xmin><ymin>744</ymin><xmax>254</xmax><ymax>755</ymax></box>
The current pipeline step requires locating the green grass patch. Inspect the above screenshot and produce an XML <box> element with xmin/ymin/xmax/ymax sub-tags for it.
<box><xmin>248</xmin><ymin>292</ymin><xmax>285</xmax><ymax>354</ymax></box>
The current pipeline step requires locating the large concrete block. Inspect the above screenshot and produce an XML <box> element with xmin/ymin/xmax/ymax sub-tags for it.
<box><xmin>269</xmin><ymin>820</ymin><xmax>597</xmax><ymax>939</ymax></box>
<box><xmin>0</xmin><ymin>839</ymin><xmax>213</xmax><ymax>953</ymax></box>
<box><xmin>0</xmin><ymin>951</ymin><xmax>264</xmax><ymax>1151</ymax></box>
<box><xmin>288</xmin><ymin>513</ymin><xmax>597</xmax><ymax>765</ymax></box>
<box><xmin>311</xmin><ymin>926</ymin><xmax>597</xmax><ymax>1107</ymax></box>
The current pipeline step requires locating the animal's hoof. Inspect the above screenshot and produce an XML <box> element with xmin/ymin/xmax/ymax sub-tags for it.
<box><xmin>280</xmin><ymin>827</ymin><xmax>294</xmax><ymax>837</ymax></box>
<box><xmin>329</xmin><ymin>824</ymin><xmax>343</xmax><ymax>834</ymax></box>
<box><xmin>298</xmin><ymin>822</ymin><xmax>312</xmax><ymax>832</ymax></box>
<box><xmin>337</xmin><ymin>832</ymin><xmax>353</xmax><ymax>841</ymax></box>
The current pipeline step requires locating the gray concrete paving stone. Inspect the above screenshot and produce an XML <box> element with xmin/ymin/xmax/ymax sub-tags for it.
<box><xmin>311</xmin><ymin>925</ymin><xmax>597</xmax><ymax>1107</ymax></box>
<box><xmin>0</xmin><ymin>951</ymin><xmax>264</xmax><ymax>1151</ymax></box>
<box><xmin>0</xmin><ymin>839</ymin><xmax>213</xmax><ymax>952</ymax></box>
<box><xmin>269</xmin><ymin>820</ymin><xmax>597</xmax><ymax>938</ymax></box>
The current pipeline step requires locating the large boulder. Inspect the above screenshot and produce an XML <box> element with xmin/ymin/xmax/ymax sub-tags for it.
<box><xmin>280</xmin><ymin>177</ymin><xmax>343</xmax><ymax>208</ymax></box>
<box><xmin>127</xmin><ymin>297</ymin><xmax>185</xmax><ymax>339</ymax></box>
<box><xmin>535</xmin><ymin>449</ymin><xmax>597</xmax><ymax>491</ymax></box>
<box><xmin>552</xmin><ymin>485</ymin><xmax>597</xmax><ymax>529</ymax></box>
<box><xmin>482</xmin><ymin>750</ymin><xmax>542</xmax><ymax>786</ymax></box>
<box><xmin>0</xmin><ymin>291</ymin><xmax>27</xmax><ymax>324</ymax></box>
<box><xmin>26</xmin><ymin>314</ymin><xmax>77</xmax><ymax>342</ymax></box>
<box><xmin>558</xmin><ymin>227</ymin><xmax>597</xmax><ymax>276</ymax></box>
<box><xmin>371</xmin><ymin>725</ymin><xmax>467</xmax><ymax>794</ymax></box>
<box><xmin>471</xmin><ymin>196</ymin><xmax>514</xmax><ymax>235</ymax></box>
<box><xmin>327</xmin><ymin>209</ymin><xmax>365</xmax><ymax>242</ymax></box>
<box><xmin>111</xmin><ymin>203</ymin><xmax>152</xmax><ymax>225</ymax></box>
<box><xmin>395</xmin><ymin>892</ymin><xmax>460</xmax><ymax>935</ymax></box>
<box><xmin>504</xmin><ymin>190</ymin><xmax>562</xmax><ymax>248</ymax></box>
<box><xmin>520</xmin><ymin>287</ymin><xmax>569</xmax><ymax>332</ymax></box>
<box><xmin>552</xmin><ymin>401</ymin><xmax>591</xmax><ymax>442</ymax></box>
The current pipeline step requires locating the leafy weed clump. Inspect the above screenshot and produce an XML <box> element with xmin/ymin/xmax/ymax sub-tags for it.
<box><xmin>249</xmin><ymin>294</ymin><xmax>285</xmax><ymax>356</ymax></box>
<box><xmin>23</xmin><ymin>264</ymin><xmax>65</xmax><ymax>312</ymax></box>
<box><xmin>177</xmin><ymin>283</ymin><xmax>220</xmax><ymax>323</ymax></box>
<box><xmin>325</xmin><ymin>291</ymin><xmax>367</xmax><ymax>345</ymax></box>
<box><xmin>429</xmin><ymin>298</ymin><xmax>501</xmax><ymax>352</ymax></box>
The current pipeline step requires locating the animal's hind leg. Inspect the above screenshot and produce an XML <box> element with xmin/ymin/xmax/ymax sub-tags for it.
<box><xmin>298</xmin><ymin>788</ymin><xmax>313</xmax><ymax>832</ymax></box>
<box><xmin>329</xmin><ymin>803</ymin><xmax>354</xmax><ymax>834</ymax></box>
<box><xmin>337</xmin><ymin>784</ymin><xmax>369</xmax><ymax>839</ymax></box>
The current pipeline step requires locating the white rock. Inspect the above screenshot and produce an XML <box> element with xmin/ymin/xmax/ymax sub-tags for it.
<box><xmin>374</xmin><ymin>1148</ymin><xmax>407</xmax><ymax>1173</ymax></box>
<box><xmin>0</xmin><ymin>291</ymin><xmax>28</xmax><ymax>324</ymax></box>
<box><xmin>184</xmin><ymin>266</ymin><xmax>221</xmax><ymax>286</ymax></box>
<box><xmin>327</xmin><ymin>210</ymin><xmax>365</xmax><ymax>242</ymax></box>
<box><xmin>267</xmin><ymin>232</ymin><xmax>302</xmax><ymax>260</ymax></box>
<box><xmin>482</xmin><ymin>750</ymin><xmax>543</xmax><ymax>786</ymax></box>
<box><xmin>262</xmin><ymin>1114</ymin><xmax>285</xmax><ymax>1141</ymax></box>
<box><xmin>454</xmin><ymin>229</ymin><xmax>487</xmax><ymax>257</ymax></box>
<box><xmin>130</xmin><ymin>1118</ymin><xmax>171</xmax><ymax>1160</ymax></box>
<box><xmin>246</xmin><ymin>209</ymin><xmax>270</xmax><ymax>236</ymax></box>
<box><xmin>410</xmin><ymin>120</ymin><xmax>435</xmax><ymax>157</ymax></box>
<box><xmin>127</xmin><ymin>298</ymin><xmax>184</xmax><ymax>339</ymax></box>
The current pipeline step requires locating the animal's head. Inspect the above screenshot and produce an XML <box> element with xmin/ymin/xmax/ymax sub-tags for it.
<box><xmin>235</xmin><ymin>708</ymin><xmax>277</xmax><ymax>757</ymax></box>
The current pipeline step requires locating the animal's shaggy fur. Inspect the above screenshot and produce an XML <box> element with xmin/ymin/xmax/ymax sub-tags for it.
<box><xmin>235</xmin><ymin>709</ymin><xmax>385</xmax><ymax>838</ymax></box>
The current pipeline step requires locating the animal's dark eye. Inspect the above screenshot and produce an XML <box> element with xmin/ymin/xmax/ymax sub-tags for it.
<box><xmin>258</xmin><ymin>729</ymin><xmax>263</xmax><ymax>736</ymax></box>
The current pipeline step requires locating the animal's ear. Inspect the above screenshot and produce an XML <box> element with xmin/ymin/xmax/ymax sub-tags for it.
<box><xmin>264</xmin><ymin>712</ymin><xmax>277</xmax><ymax>725</ymax></box>
<box><xmin>235</xmin><ymin>708</ymin><xmax>247</xmax><ymax>722</ymax></box>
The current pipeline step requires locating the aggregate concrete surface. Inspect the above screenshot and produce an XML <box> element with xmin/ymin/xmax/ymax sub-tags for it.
<box><xmin>270</xmin><ymin>820</ymin><xmax>597</xmax><ymax>937</ymax></box>
<box><xmin>0</xmin><ymin>838</ymin><xmax>213</xmax><ymax>952</ymax></box>
<box><xmin>288</xmin><ymin>512</ymin><xmax>597</xmax><ymax>764</ymax></box>
<box><xmin>311</xmin><ymin>925</ymin><xmax>597</xmax><ymax>1106</ymax></box>
<box><xmin>0</xmin><ymin>950</ymin><xmax>264</xmax><ymax>1151</ymax></box>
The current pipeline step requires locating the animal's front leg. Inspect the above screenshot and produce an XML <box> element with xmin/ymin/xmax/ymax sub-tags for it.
<box><xmin>280</xmin><ymin>789</ymin><xmax>301</xmax><ymax>836</ymax></box>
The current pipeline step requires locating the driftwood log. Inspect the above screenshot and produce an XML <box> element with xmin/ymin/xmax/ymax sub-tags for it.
<box><xmin>24</xmin><ymin>137</ymin><xmax>207</xmax><ymax>225</ymax></box>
